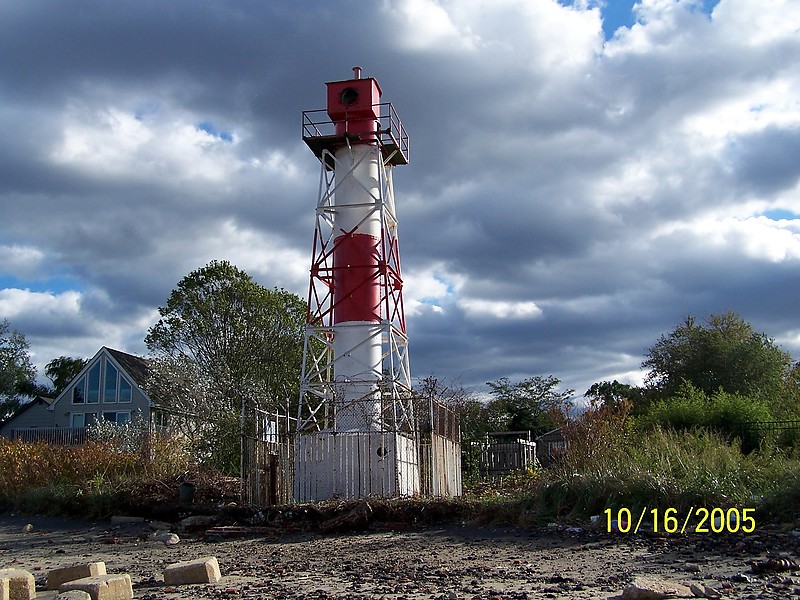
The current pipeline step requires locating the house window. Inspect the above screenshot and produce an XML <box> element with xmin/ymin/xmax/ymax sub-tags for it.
<box><xmin>119</xmin><ymin>377</ymin><xmax>132</xmax><ymax>403</ymax></box>
<box><xmin>152</xmin><ymin>410</ymin><xmax>169</xmax><ymax>430</ymax></box>
<box><xmin>103</xmin><ymin>411</ymin><xmax>131</xmax><ymax>425</ymax></box>
<box><xmin>104</xmin><ymin>361</ymin><xmax>118</xmax><ymax>403</ymax></box>
<box><xmin>86</xmin><ymin>362</ymin><xmax>101</xmax><ymax>404</ymax></box>
<box><xmin>72</xmin><ymin>377</ymin><xmax>85</xmax><ymax>404</ymax></box>
<box><xmin>71</xmin><ymin>413</ymin><xmax>86</xmax><ymax>428</ymax></box>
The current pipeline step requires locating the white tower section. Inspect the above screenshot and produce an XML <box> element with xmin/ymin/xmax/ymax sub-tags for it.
<box><xmin>294</xmin><ymin>68</ymin><xmax>417</xmax><ymax>501</ymax></box>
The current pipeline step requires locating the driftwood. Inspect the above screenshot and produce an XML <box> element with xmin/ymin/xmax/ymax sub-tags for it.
<box><xmin>318</xmin><ymin>500</ymin><xmax>374</xmax><ymax>533</ymax></box>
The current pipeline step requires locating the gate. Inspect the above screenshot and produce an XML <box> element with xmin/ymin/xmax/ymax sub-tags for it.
<box><xmin>240</xmin><ymin>406</ymin><xmax>294</xmax><ymax>506</ymax></box>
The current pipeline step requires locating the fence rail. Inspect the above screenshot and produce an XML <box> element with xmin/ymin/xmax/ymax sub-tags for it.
<box><xmin>738</xmin><ymin>419</ymin><xmax>800</xmax><ymax>433</ymax></box>
<box><xmin>10</xmin><ymin>427</ymin><xmax>87</xmax><ymax>445</ymax></box>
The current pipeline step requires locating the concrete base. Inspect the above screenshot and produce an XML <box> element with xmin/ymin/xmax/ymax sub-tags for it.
<box><xmin>293</xmin><ymin>431</ymin><xmax>419</xmax><ymax>502</ymax></box>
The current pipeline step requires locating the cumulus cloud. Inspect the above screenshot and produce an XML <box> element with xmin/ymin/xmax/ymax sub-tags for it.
<box><xmin>1</xmin><ymin>0</ymin><xmax>799</xmax><ymax>396</ymax></box>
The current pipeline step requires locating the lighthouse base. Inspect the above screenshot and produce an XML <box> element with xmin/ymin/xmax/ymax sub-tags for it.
<box><xmin>293</xmin><ymin>431</ymin><xmax>420</xmax><ymax>502</ymax></box>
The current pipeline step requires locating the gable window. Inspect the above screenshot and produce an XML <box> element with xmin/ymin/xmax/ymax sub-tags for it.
<box><xmin>72</xmin><ymin>377</ymin><xmax>85</xmax><ymax>404</ymax></box>
<box><xmin>119</xmin><ymin>377</ymin><xmax>132</xmax><ymax>403</ymax></box>
<box><xmin>104</xmin><ymin>361</ymin><xmax>118</xmax><ymax>403</ymax></box>
<box><xmin>86</xmin><ymin>362</ymin><xmax>101</xmax><ymax>404</ymax></box>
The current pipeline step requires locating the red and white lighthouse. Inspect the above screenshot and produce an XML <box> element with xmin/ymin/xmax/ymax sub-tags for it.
<box><xmin>294</xmin><ymin>68</ymin><xmax>418</xmax><ymax>501</ymax></box>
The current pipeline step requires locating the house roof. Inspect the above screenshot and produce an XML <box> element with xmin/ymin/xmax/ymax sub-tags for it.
<box><xmin>48</xmin><ymin>346</ymin><xmax>152</xmax><ymax>411</ymax></box>
<box><xmin>104</xmin><ymin>347</ymin><xmax>150</xmax><ymax>388</ymax></box>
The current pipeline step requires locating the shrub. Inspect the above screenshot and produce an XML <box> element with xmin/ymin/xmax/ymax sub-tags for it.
<box><xmin>640</xmin><ymin>381</ymin><xmax>775</xmax><ymax>450</ymax></box>
<box><xmin>533</xmin><ymin>425</ymin><xmax>792</xmax><ymax>521</ymax></box>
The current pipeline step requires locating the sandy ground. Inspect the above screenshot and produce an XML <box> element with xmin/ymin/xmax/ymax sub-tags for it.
<box><xmin>2</xmin><ymin>513</ymin><xmax>800</xmax><ymax>599</ymax></box>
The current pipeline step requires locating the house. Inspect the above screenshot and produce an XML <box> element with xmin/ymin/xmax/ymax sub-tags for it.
<box><xmin>0</xmin><ymin>395</ymin><xmax>55</xmax><ymax>436</ymax></box>
<box><xmin>0</xmin><ymin>347</ymin><xmax>153</xmax><ymax>444</ymax></box>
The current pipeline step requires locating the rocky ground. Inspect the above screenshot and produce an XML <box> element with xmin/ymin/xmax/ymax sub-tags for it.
<box><xmin>2</xmin><ymin>511</ymin><xmax>800</xmax><ymax>599</ymax></box>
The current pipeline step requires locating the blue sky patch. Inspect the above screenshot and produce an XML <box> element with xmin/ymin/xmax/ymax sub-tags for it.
<box><xmin>762</xmin><ymin>209</ymin><xmax>800</xmax><ymax>221</ymax></box>
<box><xmin>0</xmin><ymin>274</ymin><xmax>83</xmax><ymax>296</ymax></box>
<box><xmin>198</xmin><ymin>121</ymin><xmax>233</xmax><ymax>142</ymax></box>
<box><xmin>559</xmin><ymin>0</ymin><xmax>721</xmax><ymax>40</ymax></box>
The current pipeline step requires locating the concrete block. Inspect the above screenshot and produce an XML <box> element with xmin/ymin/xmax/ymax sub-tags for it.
<box><xmin>59</xmin><ymin>574</ymin><xmax>133</xmax><ymax>600</ymax></box>
<box><xmin>0</xmin><ymin>569</ymin><xmax>35</xmax><ymax>600</ymax></box>
<box><xmin>47</xmin><ymin>562</ymin><xmax>107</xmax><ymax>590</ymax></box>
<box><xmin>163</xmin><ymin>556</ymin><xmax>221</xmax><ymax>585</ymax></box>
<box><xmin>57</xmin><ymin>592</ymin><xmax>92</xmax><ymax>600</ymax></box>
<box><xmin>0</xmin><ymin>577</ymin><xmax>8</xmax><ymax>600</ymax></box>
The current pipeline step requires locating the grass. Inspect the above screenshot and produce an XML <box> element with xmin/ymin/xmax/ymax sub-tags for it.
<box><xmin>0</xmin><ymin>435</ymin><xmax>193</xmax><ymax>518</ymax></box>
<box><xmin>3</xmin><ymin>421</ymin><xmax>799</xmax><ymax>527</ymax></box>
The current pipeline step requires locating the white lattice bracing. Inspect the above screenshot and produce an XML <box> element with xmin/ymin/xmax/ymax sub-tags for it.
<box><xmin>298</xmin><ymin>142</ymin><xmax>412</xmax><ymax>435</ymax></box>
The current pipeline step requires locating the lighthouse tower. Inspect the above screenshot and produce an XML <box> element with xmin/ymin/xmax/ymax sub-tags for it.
<box><xmin>294</xmin><ymin>67</ymin><xmax>418</xmax><ymax>501</ymax></box>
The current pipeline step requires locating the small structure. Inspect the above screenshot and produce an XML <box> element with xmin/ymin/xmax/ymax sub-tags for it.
<box><xmin>0</xmin><ymin>395</ymin><xmax>55</xmax><ymax>439</ymax></box>
<box><xmin>478</xmin><ymin>431</ymin><xmax>538</xmax><ymax>477</ymax></box>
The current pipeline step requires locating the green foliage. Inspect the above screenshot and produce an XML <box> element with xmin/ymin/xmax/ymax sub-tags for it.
<box><xmin>0</xmin><ymin>319</ymin><xmax>37</xmax><ymax>419</ymax></box>
<box><xmin>45</xmin><ymin>356</ymin><xmax>89</xmax><ymax>395</ymax></box>
<box><xmin>643</xmin><ymin>311</ymin><xmax>792</xmax><ymax>403</ymax></box>
<box><xmin>535</xmin><ymin>425</ymin><xmax>793</xmax><ymax>521</ymax></box>
<box><xmin>640</xmin><ymin>381</ymin><xmax>774</xmax><ymax>450</ymax></box>
<box><xmin>584</xmin><ymin>380</ymin><xmax>635</xmax><ymax>409</ymax></box>
<box><xmin>193</xmin><ymin>410</ymin><xmax>242</xmax><ymax>475</ymax></box>
<box><xmin>145</xmin><ymin>260</ymin><xmax>306</xmax><ymax>474</ymax></box>
<box><xmin>145</xmin><ymin>260</ymin><xmax>306</xmax><ymax>413</ymax></box>
<box><xmin>484</xmin><ymin>375</ymin><xmax>573</xmax><ymax>436</ymax></box>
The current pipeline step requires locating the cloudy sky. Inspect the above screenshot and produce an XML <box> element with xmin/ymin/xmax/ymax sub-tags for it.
<box><xmin>1</xmin><ymin>0</ymin><xmax>799</xmax><ymax>401</ymax></box>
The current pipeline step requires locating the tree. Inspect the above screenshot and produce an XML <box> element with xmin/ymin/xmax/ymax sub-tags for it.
<box><xmin>0</xmin><ymin>319</ymin><xmax>37</xmax><ymax>420</ymax></box>
<box><xmin>145</xmin><ymin>260</ymin><xmax>306</xmax><ymax>410</ymax></box>
<box><xmin>485</xmin><ymin>375</ymin><xmax>573</xmax><ymax>436</ymax></box>
<box><xmin>584</xmin><ymin>380</ymin><xmax>634</xmax><ymax>409</ymax></box>
<box><xmin>642</xmin><ymin>311</ymin><xmax>793</xmax><ymax>403</ymax></box>
<box><xmin>145</xmin><ymin>261</ymin><xmax>306</xmax><ymax>473</ymax></box>
<box><xmin>45</xmin><ymin>356</ymin><xmax>88</xmax><ymax>396</ymax></box>
<box><xmin>145</xmin><ymin>260</ymin><xmax>306</xmax><ymax>415</ymax></box>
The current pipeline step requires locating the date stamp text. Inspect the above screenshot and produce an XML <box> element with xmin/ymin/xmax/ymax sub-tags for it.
<box><xmin>604</xmin><ymin>507</ymin><xmax>756</xmax><ymax>534</ymax></box>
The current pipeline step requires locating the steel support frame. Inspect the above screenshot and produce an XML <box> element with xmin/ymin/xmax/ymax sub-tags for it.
<box><xmin>298</xmin><ymin>144</ymin><xmax>413</xmax><ymax>435</ymax></box>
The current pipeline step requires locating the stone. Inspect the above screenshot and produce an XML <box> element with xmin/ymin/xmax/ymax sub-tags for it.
<box><xmin>622</xmin><ymin>575</ymin><xmax>693</xmax><ymax>599</ymax></box>
<box><xmin>57</xmin><ymin>591</ymin><xmax>93</xmax><ymax>600</ymax></box>
<box><xmin>689</xmin><ymin>583</ymin><xmax>721</xmax><ymax>598</ymax></box>
<box><xmin>0</xmin><ymin>568</ymin><xmax>35</xmax><ymax>600</ymax></box>
<box><xmin>151</xmin><ymin>531</ymin><xmax>180</xmax><ymax>545</ymax></box>
<box><xmin>163</xmin><ymin>557</ymin><xmax>221</xmax><ymax>585</ymax></box>
<box><xmin>47</xmin><ymin>562</ymin><xmax>107</xmax><ymax>590</ymax></box>
<box><xmin>59</xmin><ymin>574</ymin><xmax>133</xmax><ymax>600</ymax></box>
<box><xmin>109</xmin><ymin>516</ymin><xmax>144</xmax><ymax>525</ymax></box>
<box><xmin>177</xmin><ymin>515</ymin><xmax>219</xmax><ymax>533</ymax></box>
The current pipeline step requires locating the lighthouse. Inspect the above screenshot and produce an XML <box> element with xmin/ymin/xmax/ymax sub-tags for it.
<box><xmin>294</xmin><ymin>68</ymin><xmax>418</xmax><ymax>501</ymax></box>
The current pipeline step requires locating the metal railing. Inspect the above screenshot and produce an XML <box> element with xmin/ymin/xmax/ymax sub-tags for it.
<box><xmin>301</xmin><ymin>102</ymin><xmax>409</xmax><ymax>166</ymax></box>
